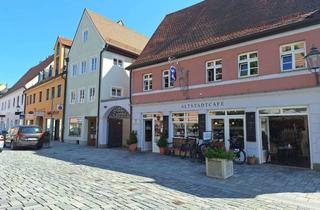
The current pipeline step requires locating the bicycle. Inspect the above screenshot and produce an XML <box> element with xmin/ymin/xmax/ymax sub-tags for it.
<box><xmin>179</xmin><ymin>137</ymin><xmax>196</xmax><ymax>159</ymax></box>
<box><xmin>229</xmin><ymin>137</ymin><xmax>246</xmax><ymax>164</ymax></box>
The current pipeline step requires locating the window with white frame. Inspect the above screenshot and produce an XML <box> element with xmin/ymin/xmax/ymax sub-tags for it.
<box><xmin>83</xmin><ymin>30</ymin><xmax>88</xmax><ymax>42</ymax></box>
<box><xmin>78</xmin><ymin>89</ymin><xmax>85</xmax><ymax>103</ymax></box>
<box><xmin>70</xmin><ymin>90</ymin><xmax>76</xmax><ymax>104</ymax></box>
<box><xmin>280</xmin><ymin>42</ymin><xmax>306</xmax><ymax>71</ymax></box>
<box><xmin>111</xmin><ymin>87</ymin><xmax>122</xmax><ymax>97</ymax></box>
<box><xmin>91</xmin><ymin>57</ymin><xmax>97</xmax><ymax>72</ymax></box>
<box><xmin>72</xmin><ymin>64</ymin><xmax>77</xmax><ymax>77</ymax></box>
<box><xmin>69</xmin><ymin>117</ymin><xmax>82</xmax><ymax>137</ymax></box>
<box><xmin>172</xmin><ymin>112</ymin><xmax>199</xmax><ymax>138</ymax></box>
<box><xmin>162</xmin><ymin>70</ymin><xmax>174</xmax><ymax>88</ymax></box>
<box><xmin>88</xmin><ymin>87</ymin><xmax>96</xmax><ymax>102</ymax></box>
<box><xmin>81</xmin><ymin>61</ymin><xmax>86</xmax><ymax>74</ymax></box>
<box><xmin>207</xmin><ymin>59</ymin><xmax>222</xmax><ymax>82</ymax></box>
<box><xmin>238</xmin><ymin>52</ymin><xmax>259</xmax><ymax>77</ymax></box>
<box><xmin>143</xmin><ymin>73</ymin><xmax>152</xmax><ymax>91</ymax></box>
<box><xmin>113</xmin><ymin>58</ymin><xmax>123</xmax><ymax>68</ymax></box>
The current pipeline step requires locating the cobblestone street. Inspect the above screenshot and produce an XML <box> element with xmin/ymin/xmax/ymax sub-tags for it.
<box><xmin>0</xmin><ymin>142</ymin><xmax>320</xmax><ymax>210</ymax></box>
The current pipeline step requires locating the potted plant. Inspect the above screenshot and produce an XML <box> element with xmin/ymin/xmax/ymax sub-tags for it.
<box><xmin>126</xmin><ymin>131</ymin><xmax>138</xmax><ymax>152</ymax></box>
<box><xmin>247</xmin><ymin>155</ymin><xmax>257</xmax><ymax>165</ymax></box>
<box><xmin>204</xmin><ymin>147</ymin><xmax>234</xmax><ymax>179</ymax></box>
<box><xmin>157</xmin><ymin>132</ymin><xmax>168</xmax><ymax>155</ymax></box>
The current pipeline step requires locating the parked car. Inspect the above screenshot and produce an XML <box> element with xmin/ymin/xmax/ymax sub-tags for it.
<box><xmin>6</xmin><ymin>126</ymin><xmax>44</xmax><ymax>150</ymax></box>
<box><xmin>0</xmin><ymin>130</ymin><xmax>6</xmax><ymax>152</ymax></box>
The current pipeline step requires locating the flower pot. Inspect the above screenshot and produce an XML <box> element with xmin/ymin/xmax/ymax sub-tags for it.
<box><xmin>159</xmin><ymin>147</ymin><xmax>166</xmax><ymax>155</ymax></box>
<box><xmin>128</xmin><ymin>144</ymin><xmax>137</xmax><ymax>152</ymax></box>
<box><xmin>247</xmin><ymin>157</ymin><xmax>257</xmax><ymax>165</ymax></box>
<box><xmin>206</xmin><ymin>158</ymin><xmax>233</xmax><ymax>179</ymax></box>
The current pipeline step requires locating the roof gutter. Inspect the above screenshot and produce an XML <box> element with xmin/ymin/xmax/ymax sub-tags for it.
<box><xmin>128</xmin><ymin>17</ymin><xmax>320</xmax><ymax>70</ymax></box>
<box><xmin>96</xmin><ymin>44</ymin><xmax>108</xmax><ymax>148</ymax></box>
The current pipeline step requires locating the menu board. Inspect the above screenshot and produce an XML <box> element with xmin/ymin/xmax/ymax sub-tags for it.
<box><xmin>246</xmin><ymin>112</ymin><xmax>256</xmax><ymax>142</ymax></box>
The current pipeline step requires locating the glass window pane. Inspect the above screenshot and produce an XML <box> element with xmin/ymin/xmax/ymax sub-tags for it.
<box><xmin>259</xmin><ymin>109</ymin><xmax>281</xmax><ymax>115</ymax></box>
<box><xmin>250</xmin><ymin>67</ymin><xmax>258</xmax><ymax>75</ymax></box>
<box><xmin>216</xmin><ymin>68</ymin><xmax>222</xmax><ymax>74</ymax></box>
<box><xmin>294</xmin><ymin>42</ymin><xmax>305</xmax><ymax>50</ymax></box>
<box><xmin>282</xmin><ymin>46</ymin><xmax>292</xmax><ymax>52</ymax></box>
<box><xmin>283</xmin><ymin>108</ymin><xmax>307</xmax><ymax>114</ymax></box>
<box><xmin>282</xmin><ymin>55</ymin><xmax>292</xmax><ymax>63</ymax></box>
<box><xmin>250</xmin><ymin>61</ymin><xmax>258</xmax><ymax>68</ymax></box>
<box><xmin>240</xmin><ymin>63</ymin><xmax>248</xmax><ymax>70</ymax></box>
<box><xmin>240</xmin><ymin>69</ymin><xmax>248</xmax><ymax>77</ymax></box>
<box><xmin>215</xmin><ymin>60</ymin><xmax>222</xmax><ymax>65</ymax></box>
<box><xmin>207</xmin><ymin>61</ymin><xmax>213</xmax><ymax>68</ymax></box>
<box><xmin>239</xmin><ymin>55</ymin><xmax>247</xmax><ymax>61</ymax></box>
<box><xmin>249</xmin><ymin>53</ymin><xmax>258</xmax><ymax>59</ymax></box>
<box><xmin>209</xmin><ymin>111</ymin><xmax>225</xmax><ymax>116</ymax></box>
<box><xmin>283</xmin><ymin>63</ymin><xmax>292</xmax><ymax>71</ymax></box>
<box><xmin>227</xmin><ymin>110</ymin><xmax>245</xmax><ymax>115</ymax></box>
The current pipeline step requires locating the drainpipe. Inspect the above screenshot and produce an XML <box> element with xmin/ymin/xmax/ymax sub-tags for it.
<box><xmin>23</xmin><ymin>86</ymin><xmax>27</xmax><ymax>125</ymax></box>
<box><xmin>96</xmin><ymin>44</ymin><xmax>108</xmax><ymax>148</ymax></box>
<box><xmin>61</xmin><ymin>57</ymin><xmax>69</xmax><ymax>142</ymax></box>
<box><xmin>129</xmin><ymin>69</ymin><xmax>133</xmax><ymax>133</ymax></box>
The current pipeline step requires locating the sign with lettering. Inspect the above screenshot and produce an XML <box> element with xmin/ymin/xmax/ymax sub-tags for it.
<box><xmin>180</xmin><ymin>101</ymin><xmax>224</xmax><ymax>110</ymax></box>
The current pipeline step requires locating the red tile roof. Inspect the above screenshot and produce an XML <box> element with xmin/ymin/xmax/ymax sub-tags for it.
<box><xmin>2</xmin><ymin>55</ymin><xmax>54</xmax><ymax>96</ymax></box>
<box><xmin>129</xmin><ymin>0</ymin><xmax>320</xmax><ymax>70</ymax></box>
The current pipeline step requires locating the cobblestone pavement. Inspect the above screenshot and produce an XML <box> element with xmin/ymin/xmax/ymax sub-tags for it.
<box><xmin>0</xmin><ymin>142</ymin><xmax>320</xmax><ymax>210</ymax></box>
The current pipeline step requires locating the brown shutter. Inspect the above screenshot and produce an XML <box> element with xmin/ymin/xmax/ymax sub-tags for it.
<box><xmin>246</xmin><ymin>112</ymin><xmax>256</xmax><ymax>142</ymax></box>
<box><xmin>163</xmin><ymin>116</ymin><xmax>169</xmax><ymax>138</ymax></box>
<box><xmin>198</xmin><ymin>114</ymin><xmax>206</xmax><ymax>139</ymax></box>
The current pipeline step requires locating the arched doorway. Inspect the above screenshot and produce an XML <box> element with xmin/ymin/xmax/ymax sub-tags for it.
<box><xmin>107</xmin><ymin>106</ymin><xmax>130</xmax><ymax>148</ymax></box>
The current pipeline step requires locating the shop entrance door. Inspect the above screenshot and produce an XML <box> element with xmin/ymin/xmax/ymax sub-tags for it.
<box><xmin>87</xmin><ymin>118</ymin><xmax>97</xmax><ymax>146</ymax></box>
<box><xmin>211</xmin><ymin>116</ymin><xmax>245</xmax><ymax>150</ymax></box>
<box><xmin>144</xmin><ymin>120</ymin><xmax>153</xmax><ymax>151</ymax></box>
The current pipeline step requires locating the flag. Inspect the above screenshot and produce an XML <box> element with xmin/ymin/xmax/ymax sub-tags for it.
<box><xmin>170</xmin><ymin>65</ymin><xmax>177</xmax><ymax>81</ymax></box>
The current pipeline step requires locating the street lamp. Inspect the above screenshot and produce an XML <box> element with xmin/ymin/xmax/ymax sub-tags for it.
<box><xmin>305</xmin><ymin>46</ymin><xmax>320</xmax><ymax>85</ymax></box>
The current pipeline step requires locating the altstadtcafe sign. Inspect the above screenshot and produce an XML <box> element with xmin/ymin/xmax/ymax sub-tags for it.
<box><xmin>180</xmin><ymin>101</ymin><xmax>224</xmax><ymax>110</ymax></box>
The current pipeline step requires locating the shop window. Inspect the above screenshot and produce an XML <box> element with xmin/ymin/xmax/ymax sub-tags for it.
<box><xmin>162</xmin><ymin>70</ymin><xmax>174</xmax><ymax>88</ymax></box>
<box><xmin>259</xmin><ymin>109</ymin><xmax>281</xmax><ymax>115</ymax></box>
<box><xmin>143</xmin><ymin>73</ymin><xmax>152</xmax><ymax>91</ymax></box>
<box><xmin>280</xmin><ymin>42</ymin><xmax>306</xmax><ymax>71</ymax></box>
<box><xmin>69</xmin><ymin>118</ymin><xmax>82</xmax><ymax>137</ymax></box>
<box><xmin>238</xmin><ymin>52</ymin><xmax>259</xmax><ymax>77</ymax></box>
<box><xmin>207</xmin><ymin>59</ymin><xmax>222</xmax><ymax>82</ymax></box>
<box><xmin>172</xmin><ymin>112</ymin><xmax>199</xmax><ymax>138</ymax></box>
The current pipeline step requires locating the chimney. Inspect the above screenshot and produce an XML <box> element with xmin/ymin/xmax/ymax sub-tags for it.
<box><xmin>117</xmin><ymin>20</ymin><xmax>124</xmax><ymax>26</ymax></box>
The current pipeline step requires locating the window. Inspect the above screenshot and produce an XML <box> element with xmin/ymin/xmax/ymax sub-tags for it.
<box><xmin>172</xmin><ymin>112</ymin><xmax>199</xmax><ymax>138</ymax></box>
<box><xmin>88</xmin><ymin>87</ymin><xmax>96</xmax><ymax>102</ymax></box>
<box><xmin>69</xmin><ymin>118</ymin><xmax>82</xmax><ymax>137</ymax></box>
<box><xmin>13</xmin><ymin>98</ymin><xmax>15</xmax><ymax>107</ymax></box>
<box><xmin>143</xmin><ymin>74</ymin><xmax>152</xmax><ymax>91</ymax></box>
<box><xmin>46</xmin><ymin>88</ymin><xmax>50</xmax><ymax>100</ymax></box>
<box><xmin>207</xmin><ymin>59</ymin><xmax>222</xmax><ymax>82</ymax></box>
<box><xmin>72</xmin><ymin>64</ymin><xmax>77</xmax><ymax>77</ymax></box>
<box><xmin>57</xmin><ymin>85</ymin><xmax>62</xmax><ymax>98</ymax></box>
<box><xmin>21</xmin><ymin>94</ymin><xmax>24</xmax><ymax>105</ymax></box>
<box><xmin>48</xmin><ymin>66</ymin><xmax>53</xmax><ymax>78</ymax></box>
<box><xmin>8</xmin><ymin>100</ymin><xmax>10</xmax><ymax>109</ymax></box>
<box><xmin>51</xmin><ymin>87</ymin><xmax>55</xmax><ymax>99</ymax></box>
<box><xmin>91</xmin><ymin>57</ymin><xmax>97</xmax><ymax>72</ymax></box>
<box><xmin>33</xmin><ymin>93</ymin><xmax>36</xmax><ymax>103</ymax></box>
<box><xmin>29</xmin><ymin>95</ymin><xmax>32</xmax><ymax>105</ymax></box>
<box><xmin>81</xmin><ymin>61</ymin><xmax>86</xmax><ymax>74</ymax></box>
<box><xmin>16</xmin><ymin>96</ymin><xmax>19</xmax><ymax>107</ymax></box>
<box><xmin>238</xmin><ymin>52</ymin><xmax>259</xmax><ymax>77</ymax></box>
<box><xmin>280</xmin><ymin>42</ymin><xmax>306</xmax><ymax>71</ymax></box>
<box><xmin>78</xmin><ymin>89</ymin><xmax>85</xmax><ymax>103</ymax></box>
<box><xmin>70</xmin><ymin>90</ymin><xmax>76</xmax><ymax>104</ymax></box>
<box><xmin>162</xmin><ymin>70</ymin><xmax>174</xmax><ymax>88</ymax></box>
<box><xmin>113</xmin><ymin>58</ymin><xmax>123</xmax><ymax>68</ymax></box>
<box><xmin>39</xmin><ymin>91</ymin><xmax>42</xmax><ymax>102</ymax></box>
<box><xmin>111</xmin><ymin>87</ymin><xmax>122</xmax><ymax>97</ymax></box>
<box><xmin>83</xmin><ymin>30</ymin><xmax>88</xmax><ymax>42</ymax></box>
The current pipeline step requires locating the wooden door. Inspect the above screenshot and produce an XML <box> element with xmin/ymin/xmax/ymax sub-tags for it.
<box><xmin>108</xmin><ymin>119</ymin><xmax>123</xmax><ymax>148</ymax></box>
<box><xmin>87</xmin><ymin>118</ymin><xmax>97</xmax><ymax>146</ymax></box>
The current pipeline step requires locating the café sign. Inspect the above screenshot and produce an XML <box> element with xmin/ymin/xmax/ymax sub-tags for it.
<box><xmin>180</xmin><ymin>101</ymin><xmax>224</xmax><ymax>110</ymax></box>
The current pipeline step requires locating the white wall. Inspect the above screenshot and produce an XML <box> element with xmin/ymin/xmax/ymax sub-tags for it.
<box><xmin>0</xmin><ymin>88</ymin><xmax>25</xmax><ymax>130</ymax></box>
<box><xmin>64</xmin><ymin>10</ymin><xmax>104</xmax><ymax>144</ymax></box>
<box><xmin>132</xmin><ymin>87</ymin><xmax>320</xmax><ymax>167</ymax></box>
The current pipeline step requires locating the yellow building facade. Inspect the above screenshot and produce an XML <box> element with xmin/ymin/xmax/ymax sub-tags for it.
<box><xmin>25</xmin><ymin>37</ymin><xmax>72</xmax><ymax>140</ymax></box>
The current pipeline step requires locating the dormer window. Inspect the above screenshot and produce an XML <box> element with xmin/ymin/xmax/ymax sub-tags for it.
<box><xmin>83</xmin><ymin>30</ymin><xmax>88</xmax><ymax>42</ymax></box>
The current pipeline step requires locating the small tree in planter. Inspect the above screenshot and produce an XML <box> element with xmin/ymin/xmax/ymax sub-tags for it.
<box><xmin>126</xmin><ymin>131</ymin><xmax>138</xmax><ymax>152</ymax></box>
<box><xmin>204</xmin><ymin>147</ymin><xmax>234</xmax><ymax>179</ymax></box>
<box><xmin>157</xmin><ymin>132</ymin><xmax>168</xmax><ymax>155</ymax></box>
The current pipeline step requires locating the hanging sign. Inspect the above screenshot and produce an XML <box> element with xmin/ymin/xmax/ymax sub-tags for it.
<box><xmin>170</xmin><ymin>65</ymin><xmax>177</xmax><ymax>82</ymax></box>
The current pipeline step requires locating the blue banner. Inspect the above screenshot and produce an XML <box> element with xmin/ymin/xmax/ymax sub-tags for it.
<box><xmin>170</xmin><ymin>65</ymin><xmax>177</xmax><ymax>81</ymax></box>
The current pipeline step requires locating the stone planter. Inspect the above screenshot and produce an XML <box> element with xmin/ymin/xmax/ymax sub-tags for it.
<box><xmin>159</xmin><ymin>147</ymin><xmax>166</xmax><ymax>155</ymax></box>
<box><xmin>128</xmin><ymin>144</ymin><xmax>137</xmax><ymax>152</ymax></box>
<box><xmin>206</xmin><ymin>158</ymin><xmax>233</xmax><ymax>179</ymax></box>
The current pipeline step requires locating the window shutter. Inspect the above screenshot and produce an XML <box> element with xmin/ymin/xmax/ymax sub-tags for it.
<box><xmin>163</xmin><ymin>116</ymin><xmax>169</xmax><ymax>138</ymax></box>
<box><xmin>246</xmin><ymin>112</ymin><xmax>256</xmax><ymax>142</ymax></box>
<box><xmin>198</xmin><ymin>114</ymin><xmax>206</xmax><ymax>139</ymax></box>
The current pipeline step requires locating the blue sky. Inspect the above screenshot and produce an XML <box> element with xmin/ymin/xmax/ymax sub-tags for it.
<box><xmin>0</xmin><ymin>0</ymin><xmax>201</xmax><ymax>87</ymax></box>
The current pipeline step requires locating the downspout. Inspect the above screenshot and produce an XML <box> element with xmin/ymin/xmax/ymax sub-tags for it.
<box><xmin>129</xmin><ymin>69</ymin><xmax>133</xmax><ymax>133</ymax></box>
<box><xmin>61</xmin><ymin>57</ymin><xmax>69</xmax><ymax>142</ymax></box>
<box><xmin>23</xmin><ymin>86</ymin><xmax>27</xmax><ymax>125</ymax></box>
<box><xmin>96</xmin><ymin>44</ymin><xmax>108</xmax><ymax>148</ymax></box>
